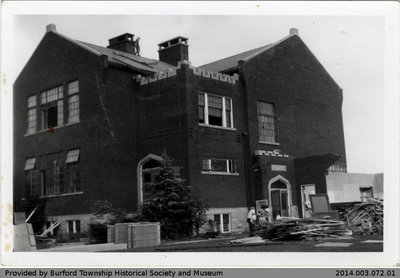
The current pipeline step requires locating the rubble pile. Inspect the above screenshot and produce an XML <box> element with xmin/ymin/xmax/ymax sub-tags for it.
<box><xmin>343</xmin><ymin>198</ymin><xmax>383</xmax><ymax>234</ymax></box>
<box><xmin>257</xmin><ymin>218</ymin><xmax>352</xmax><ymax>241</ymax></box>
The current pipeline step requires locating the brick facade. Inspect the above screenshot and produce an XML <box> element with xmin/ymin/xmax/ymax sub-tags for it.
<box><xmin>14</xmin><ymin>26</ymin><xmax>346</xmax><ymax>235</ymax></box>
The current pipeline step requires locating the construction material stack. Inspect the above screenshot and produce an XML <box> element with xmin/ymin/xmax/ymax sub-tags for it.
<box><xmin>343</xmin><ymin>198</ymin><xmax>383</xmax><ymax>235</ymax></box>
<box><xmin>257</xmin><ymin>218</ymin><xmax>352</xmax><ymax>241</ymax></box>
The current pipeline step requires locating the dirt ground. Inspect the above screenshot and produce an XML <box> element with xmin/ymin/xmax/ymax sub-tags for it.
<box><xmin>113</xmin><ymin>234</ymin><xmax>383</xmax><ymax>252</ymax></box>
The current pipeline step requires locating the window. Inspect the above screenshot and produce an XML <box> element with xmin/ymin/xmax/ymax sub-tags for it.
<box><xmin>39</xmin><ymin>152</ymin><xmax>64</xmax><ymax>196</ymax></box>
<box><xmin>67</xmin><ymin>220</ymin><xmax>81</xmax><ymax>235</ymax></box>
<box><xmin>26</xmin><ymin>95</ymin><xmax>37</xmax><ymax>134</ymax></box>
<box><xmin>25</xmin><ymin>158</ymin><xmax>41</xmax><ymax>197</ymax></box>
<box><xmin>257</xmin><ymin>101</ymin><xmax>277</xmax><ymax>143</ymax></box>
<box><xmin>66</xmin><ymin>149</ymin><xmax>80</xmax><ymax>193</ymax></box>
<box><xmin>44</xmin><ymin>221</ymin><xmax>58</xmax><ymax>237</ymax></box>
<box><xmin>213</xmin><ymin>214</ymin><xmax>230</xmax><ymax>233</ymax></box>
<box><xmin>67</xmin><ymin>80</ymin><xmax>79</xmax><ymax>124</ymax></box>
<box><xmin>41</xmin><ymin>86</ymin><xmax>63</xmax><ymax>129</ymax></box>
<box><xmin>198</xmin><ymin>93</ymin><xmax>233</xmax><ymax>128</ymax></box>
<box><xmin>201</xmin><ymin>159</ymin><xmax>238</xmax><ymax>175</ymax></box>
<box><xmin>66</xmin><ymin>149</ymin><xmax>79</xmax><ymax>163</ymax></box>
<box><xmin>24</xmin><ymin>157</ymin><xmax>36</xmax><ymax>171</ymax></box>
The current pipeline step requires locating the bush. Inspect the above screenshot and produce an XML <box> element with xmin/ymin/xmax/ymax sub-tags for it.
<box><xmin>88</xmin><ymin>222</ymin><xmax>108</xmax><ymax>243</ymax></box>
<box><xmin>139</xmin><ymin>153</ymin><xmax>208</xmax><ymax>239</ymax></box>
<box><xmin>89</xmin><ymin>200</ymin><xmax>127</xmax><ymax>243</ymax></box>
<box><xmin>91</xmin><ymin>200</ymin><xmax>127</xmax><ymax>224</ymax></box>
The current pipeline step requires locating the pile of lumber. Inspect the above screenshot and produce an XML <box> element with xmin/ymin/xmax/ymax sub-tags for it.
<box><xmin>343</xmin><ymin>199</ymin><xmax>383</xmax><ymax>234</ymax></box>
<box><xmin>257</xmin><ymin>218</ymin><xmax>352</xmax><ymax>241</ymax></box>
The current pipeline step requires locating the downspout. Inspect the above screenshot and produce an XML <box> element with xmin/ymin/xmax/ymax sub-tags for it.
<box><xmin>242</xmin><ymin>132</ymin><xmax>251</xmax><ymax>208</ymax></box>
<box><xmin>238</xmin><ymin>60</ymin><xmax>253</xmax><ymax>208</ymax></box>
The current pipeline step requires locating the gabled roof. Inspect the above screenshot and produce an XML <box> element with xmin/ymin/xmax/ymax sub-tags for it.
<box><xmin>53</xmin><ymin>30</ymin><xmax>175</xmax><ymax>75</ymax></box>
<box><xmin>200</xmin><ymin>34</ymin><xmax>295</xmax><ymax>73</ymax></box>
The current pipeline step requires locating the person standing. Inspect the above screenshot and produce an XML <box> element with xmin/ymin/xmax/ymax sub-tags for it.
<box><xmin>247</xmin><ymin>207</ymin><xmax>256</xmax><ymax>236</ymax></box>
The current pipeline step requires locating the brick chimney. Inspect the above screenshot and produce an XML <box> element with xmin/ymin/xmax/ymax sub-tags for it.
<box><xmin>158</xmin><ymin>36</ymin><xmax>189</xmax><ymax>66</ymax></box>
<box><xmin>107</xmin><ymin>33</ymin><xmax>138</xmax><ymax>55</ymax></box>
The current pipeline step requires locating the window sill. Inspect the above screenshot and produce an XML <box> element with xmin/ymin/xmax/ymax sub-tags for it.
<box><xmin>259</xmin><ymin>141</ymin><xmax>280</xmax><ymax>146</ymax></box>
<box><xmin>39</xmin><ymin>191</ymin><xmax>84</xmax><ymax>198</ymax></box>
<box><xmin>201</xmin><ymin>171</ymin><xmax>239</xmax><ymax>176</ymax></box>
<box><xmin>199</xmin><ymin>123</ymin><xmax>236</xmax><ymax>132</ymax></box>
<box><xmin>24</xmin><ymin>121</ymin><xmax>80</xmax><ymax>136</ymax></box>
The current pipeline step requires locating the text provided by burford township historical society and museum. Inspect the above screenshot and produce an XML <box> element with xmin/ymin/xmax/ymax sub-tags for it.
<box><xmin>4</xmin><ymin>269</ymin><xmax>225</xmax><ymax>278</ymax></box>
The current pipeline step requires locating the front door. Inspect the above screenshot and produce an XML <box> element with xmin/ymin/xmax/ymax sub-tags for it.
<box><xmin>271</xmin><ymin>189</ymin><xmax>289</xmax><ymax>219</ymax></box>
<box><xmin>271</xmin><ymin>190</ymin><xmax>281</xmax><ymax>219</ymax></box>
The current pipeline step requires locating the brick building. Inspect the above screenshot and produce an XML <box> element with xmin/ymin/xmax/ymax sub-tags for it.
<box><xmin>14</xmin><ymin>24</ymin><xmax>346</xmax><ymax>236</ymax></box>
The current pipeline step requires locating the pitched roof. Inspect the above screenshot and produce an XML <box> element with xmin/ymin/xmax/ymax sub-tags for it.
<box><xmin>53</xmin><ymin>31</ymin><xmax>175</xmax><ymax>75</ymax></box>
<box><xmin>200</xmin><ymin>34</ymin><xmax>294</xmax><ymax>73</ymax></box>
<box><xmin>78</xmin><ymin>41</ymin><xmax>174</xmax><ymax>74</ymax></box>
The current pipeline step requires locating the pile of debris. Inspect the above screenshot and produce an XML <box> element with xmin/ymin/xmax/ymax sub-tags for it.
<box><xmin>343</xmin><ymin>198</ymin><xmax>383</xmax><ymax>234</ymax></box>
<box><xmin>257</xmin><ymin>218</ymin><xmax>352</xmax><ymax>241</ymax></box>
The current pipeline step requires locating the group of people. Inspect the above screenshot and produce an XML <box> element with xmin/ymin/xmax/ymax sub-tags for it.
<box><xmin>247</xmin><ymin>205</ymin><xmax>272</xmax><ymax>236</ymax></box>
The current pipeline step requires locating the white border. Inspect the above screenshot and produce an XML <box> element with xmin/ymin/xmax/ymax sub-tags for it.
<box><xmin>1</xmin><ymin>1</ymin><xmax>399</xmax><ymax>267</ymax></box>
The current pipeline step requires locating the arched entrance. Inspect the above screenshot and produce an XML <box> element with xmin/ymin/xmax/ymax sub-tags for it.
<box><xmin>137</xmin><ymin>154</ymin><xmax>163</xmax><ymax>205</ymax></box>
<box><xmin>268</xmin><ymin>175</ymin><xmax>292</xmax><ymax>219</ymax></box>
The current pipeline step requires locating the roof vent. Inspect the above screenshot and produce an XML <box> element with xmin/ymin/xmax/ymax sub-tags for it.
<box><xmin>290</xmin><ymin>28</ymin><xmax>299</xmax><ymax>36</ymax></box>
<box><xmin>158</xmin><ymin>36</ymin><xmax>189</xmax><ymax>66</ymax></box>
<box><xmin>46</xmin><ymin>24</ymin><xmax>57</xmax><ymax>33</ymax></box>
<box><xmin>108</xmin><ymin>33</ymin><xmax>140</xmax><ymax>55</ymax></box>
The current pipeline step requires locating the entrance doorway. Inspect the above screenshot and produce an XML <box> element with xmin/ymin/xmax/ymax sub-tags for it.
<box><xmin>267</xmin><ymin>176</ymin><xmax>292</xmax><ymax>220</ymax></box>
<box><xmin>137</xmin><ymin>154</ymin><xmax>163</xmax><ymax>205</ymax></box>
<box><xmin>270</xmin><ymin>181</ymin><xmax>289</xmax><ymax>218</ymax></box>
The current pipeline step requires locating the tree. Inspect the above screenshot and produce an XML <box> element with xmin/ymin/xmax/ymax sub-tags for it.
<box><xmin>140</xmin><ymin>153</ymin><xmax>208</xmax><ymax>239</ymax></box>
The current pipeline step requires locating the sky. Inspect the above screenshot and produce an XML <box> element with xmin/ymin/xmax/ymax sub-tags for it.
<box><xmin>8</xmin><ymin>15</ymin><xmax>384</xmax><ymax>173</ymax></box>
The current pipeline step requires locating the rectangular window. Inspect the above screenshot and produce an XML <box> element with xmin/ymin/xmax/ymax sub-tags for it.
<box><xmin>208</xmin><ymin>95</ymin><xmax>223</xmax><ymax>126</ymax></box>
<box><xmin>24</xmin><ymin>158</ymin><xmax>36</xmax><ymax>171</ymax></box>
<box><xmin>26</xmin><ymin>95</ymin><xmax>37</xmax><ymax>134</ymax></box>
<box><xmin>39</xmin><ymin>152</ymin><xmax>64</xmax><ymax>196</ymax></box>
<box><xmin>225</xmin><ymin>98</ymin><xmax>232</xmax><ymax>128</ymax></box>
<box><xmin>25</xmin><ymin>158</ymin><xmax>41</xmax><ymax>197</ymax></box>
<box><xmin>257</xmin><ymin>101</ymin><xmax>277</xmax><ymax>143</ymax></box>
<box><xmin>44</xmin><ymin>221</ymin><xmax>58</xmax><ymax>236</ymax></box>
<box><xmin>67</xmin><ymin>80</ymin><xmax>79</xmax><ymax>124</ymax></box>
<box><xmin>66</xmin><ymin>149</ymin><xmax>80</xmax><ymax>193</ymax></box>
<box><xmin>198</xmin><ymin>93</ymin><xmax>233</xmax><ymax>128</ymax></box>
<box><xmin>213</xmin><ymin>214</ymin><xmax>231</xmax><ymax>233</ymax></box>
<box><xmin>198</xmin><ymin>94</ymin><xmax>205</xmax><ymax>124</ymax></box>
<box><xmin>67</xmin><ymin>220</ymin><xmax>81</xmax><ymax>234</ymax></box>
<box><xmin>201</xmin><ymin>159</ymin><xmax>238</xmax><ymax>175</ymax></box>
<box><xmin>41</xmin><ymin>85</ymin><xmax>63</xmax><ymax>129</ymax></box>
<box><xmin>66</xmin><ymin>149</ymin><xmax>79</xmax><ymax>163</ymax></box>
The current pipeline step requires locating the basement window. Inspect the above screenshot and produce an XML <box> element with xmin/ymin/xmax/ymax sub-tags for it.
<box><xmin>41</xmin><ymin>86</ymin><xmax>64</xmax><ymax>130</ymax></box>
<box><xmin>213</xmin><ymin>214</ymin><xmax>231</xmax><ymax>233</ymax></box>
<box><xmin>198</xmin><ymin>93</ymin><xmax>233</xmax><ymax>129</ymax></box>
<box><xmin>67</xmin><ymin>220</ymin><xmax>81</xmax><ymax>235</ymax></box>
<box><xmin>201</xmin><ymin>159</ymin><xmax>238</xmax><ymax>175</ymax></box>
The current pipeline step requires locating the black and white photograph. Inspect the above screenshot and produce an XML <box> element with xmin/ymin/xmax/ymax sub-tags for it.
<box><xmin>1</xmin><ymin>1</ymin><xmax>398</xmax><ymax>267</ymax></box>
